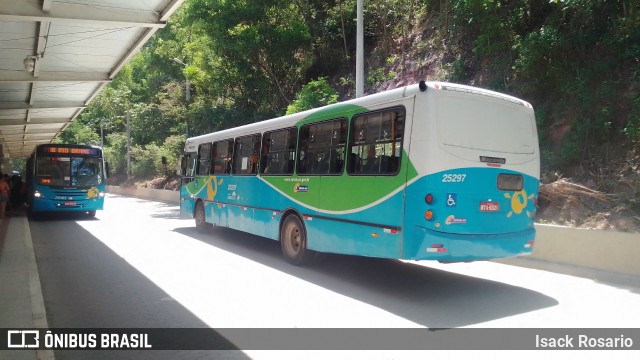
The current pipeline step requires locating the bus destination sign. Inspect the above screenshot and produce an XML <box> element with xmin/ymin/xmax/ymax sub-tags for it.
<box><xmin>41</xmin><ymin>146</ymin><xmax>99</xmax><ymax>156</ymax></box>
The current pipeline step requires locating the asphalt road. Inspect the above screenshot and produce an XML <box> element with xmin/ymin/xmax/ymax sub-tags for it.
<box><xmin>28</xmin><ymin>194</ymin><xmax>640</xmax><ymax>360</ymax></box>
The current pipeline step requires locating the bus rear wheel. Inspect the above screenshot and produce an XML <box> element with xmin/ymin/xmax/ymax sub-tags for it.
<box><xmin>194</xmin><ymin>201</ymin><xmax>211</xmax><ymax>233</ymax></box>
<box><xmin>280</xmin><ymin>215</ymin><xmax>314</xmax><ymax>265</ymax></box>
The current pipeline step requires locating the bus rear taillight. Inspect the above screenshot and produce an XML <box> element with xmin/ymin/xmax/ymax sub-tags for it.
<box><xmin>425</xmin><ymin>193</ymin><xmax>433</xmax><ymax>204</ymax></box>
<box><xmin>424</xmin><ymin>210</ymin><xmax>434</xmax><ymax>221</ymax></box>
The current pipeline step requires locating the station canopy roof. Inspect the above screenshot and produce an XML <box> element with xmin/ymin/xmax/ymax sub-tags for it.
<box><xmin>0</xmin><ymin>0</ymin><xmax>185</xmax><ymax>160</ymax></box>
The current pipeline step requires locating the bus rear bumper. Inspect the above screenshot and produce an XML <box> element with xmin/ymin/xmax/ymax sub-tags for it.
<box><xmin>406</xmin><ymin>226</ymin><xmax>535</xmax><ymax>261</ymax></box>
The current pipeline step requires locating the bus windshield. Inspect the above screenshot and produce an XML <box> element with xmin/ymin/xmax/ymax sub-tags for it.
<box><xmin>36</xmin><ymin>156</ymin><xmax>103</xmax><ymax>187</ymax></box>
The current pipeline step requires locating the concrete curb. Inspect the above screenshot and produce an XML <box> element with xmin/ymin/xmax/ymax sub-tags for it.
<box><xmin>106</xmin><ymin>185</ymin><xmax>640</xmax><ymax>278</ymax></box>
<box><xmin>1</xmin><ymin>215</ymin><xmax>55</xmax><ymax>360</ymax></box>
<box><xmin>22</xmin><ymin>217</ymin><xmax>55</xmax><ymax>360</ymax></box>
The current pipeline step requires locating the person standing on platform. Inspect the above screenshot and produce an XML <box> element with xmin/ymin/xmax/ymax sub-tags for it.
<box><xmin>0</xmin><ymin>174</ymin><xmax>11</xmax><ymax>218</ymax></box>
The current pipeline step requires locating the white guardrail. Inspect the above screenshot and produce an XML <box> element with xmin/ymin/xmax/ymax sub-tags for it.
<box><xmin>107</xmin><ymin>185</ymin><xmax>640</xmax><ymax>278</ymax></box>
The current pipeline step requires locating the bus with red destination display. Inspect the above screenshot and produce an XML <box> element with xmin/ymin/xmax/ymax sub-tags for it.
<box><xmin>25</xmin><ymin>144</ymin><xmax>107</xmax><ymax>218</ymax></box>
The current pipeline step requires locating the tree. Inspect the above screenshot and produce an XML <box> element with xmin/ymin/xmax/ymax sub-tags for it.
<box><xmin>54</xmin><ymin>121</ymin><xmax>100</xmax><ymax>145</ymax></box>
<box><xmin>184</xmin><ymin>0</ymin><xmax>313</xmax><ymax>114</ymax></box>
<box><xmin>286</xmin><ymin>78</ymin><xmax>339</xmax><ymax>114</ymax></box>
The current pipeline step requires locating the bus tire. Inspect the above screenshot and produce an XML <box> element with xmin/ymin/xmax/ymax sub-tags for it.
<box><xmin>194</xmin><ymin>201</ymin><xmax>211</xmax><ymax>233</ymax></box>
<box><xmin>280</xmin><ymin>214</ymin><xmax>314</xmax><ymax>265</ymax></box>
<box><xmin>87</xmin><ymin>210</ymin><xmax>96</xmax><ymax>218</ymax></box>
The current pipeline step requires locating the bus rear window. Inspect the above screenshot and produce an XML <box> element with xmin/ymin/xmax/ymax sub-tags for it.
<box><xmin>437</xmin><ymin>95</ymin><xmax>535</xmax><ymax>155</ymax></box>
<box><xmin>498</xmin><ymin>173</ymin><xmax>523</xmax><ymax>191</ymax></box>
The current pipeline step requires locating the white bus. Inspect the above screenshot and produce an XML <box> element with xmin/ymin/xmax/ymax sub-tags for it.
<box><xmin>179</xmin><ymin>81</ymin><xmax>540</xmax><ymax>264</ymax></box>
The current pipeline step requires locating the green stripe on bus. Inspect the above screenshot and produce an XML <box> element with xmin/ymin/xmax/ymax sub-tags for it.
<box><xmin>295</xmin><ymin>104</ymin><xmax>367</xmax><ymax>127</ymax></box>
<box><xmin>262</xmin><ymin>151</ymin><xmax>418</xmax><ymax>212</ymax></box>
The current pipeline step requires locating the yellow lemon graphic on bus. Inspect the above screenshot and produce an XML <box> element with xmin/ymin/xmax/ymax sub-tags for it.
<box><xmin>205</xmin><ymin>177</ymin><xmax>224</xmax><ymax>218</ymax></box>
<box><xmin>86</xmin><ymin>187</ymin><xmax>100</xmax><ymax>200</ymax></box>
<box><xmin>206</xmin><ymin>176</ymin><xmax>223</xmax><ymax>201</ymax></box>
<box><xmin>504</xmin><ymin>190</ymin><xmax>535</xmax><ymax>218</ymax></box>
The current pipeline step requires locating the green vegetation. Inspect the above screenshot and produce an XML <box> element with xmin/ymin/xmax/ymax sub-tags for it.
<box><xmin>59</xmin><ymin>0</ymin><xmax>639</xmax><ymax>188</ymax></box>
<box><xmin>286</xmin><ymin>78</ymin><xmax>339</xmax><ymax>115</ymax></box>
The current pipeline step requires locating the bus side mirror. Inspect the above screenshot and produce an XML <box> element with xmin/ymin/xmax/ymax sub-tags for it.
<box><xmin>105</xmin><ymin>162</ymin><xmax>110</xmax><ymax>178</ymax></box>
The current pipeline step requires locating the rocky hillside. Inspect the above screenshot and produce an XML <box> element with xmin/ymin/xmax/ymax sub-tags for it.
<box><xmin>368</xmin><ymin>5</ymin><xmax>640</xmax><ymax>232</ymax></box>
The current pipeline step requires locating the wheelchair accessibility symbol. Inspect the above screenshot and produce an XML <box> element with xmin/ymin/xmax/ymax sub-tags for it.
<box><xmin>446</xmin><ymin>193</ymin><xmax>457</xmax><ymax>207</ymax></box>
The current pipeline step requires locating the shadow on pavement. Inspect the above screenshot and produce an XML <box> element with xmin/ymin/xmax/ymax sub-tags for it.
<box><xmin>29</xmin><ymin>218</ymin><xmax>248</xmax><ymax>360</ymax></box>
<box><xmin>175</xmin><ymin>226</ymin><xmax>559</xmax><ymax>329</ymax></box>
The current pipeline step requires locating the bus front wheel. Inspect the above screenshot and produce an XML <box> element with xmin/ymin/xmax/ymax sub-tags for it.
<box><xmin>280</xmin><ymin>215</ymin><xmax>314</xmax><ymax>265</ymax></box>
<box><xmin>194</xmin><ymin>201</ymin><xmax>211</xmax><ymax>233</ymax></box>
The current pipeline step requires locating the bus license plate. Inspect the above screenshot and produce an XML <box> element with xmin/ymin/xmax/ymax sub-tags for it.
<box><xmin>479</xmin><ymin>201</ymin><xmax>499</xmax><ymax>212</ymax></box>
<box><xmin>64</xmin><ymin>201</ymin><xmax>76</xmax><ymax>206</ymax></box>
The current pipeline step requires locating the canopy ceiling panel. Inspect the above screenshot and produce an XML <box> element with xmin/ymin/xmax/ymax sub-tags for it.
<box><xmin>0</xmin><ymin>109</ymin><xmax>28</xmax><ymax>120</ymax></box>
<box><xmin>0</xmin><ymin>83</ymin><xmax>30</xmax><ymax>102</ymax></box>
<box><xmin>0</xmin><ymin>0</ymin><xmax>186</xmax><ymax>160</ymax></box>
<box><xmin>0</xmin><ymin>124</ymin><xmax>26</xmax><ymax>131</ymax></box>
<box><xmin>27</xmin><ymin>108</ymin><xmax>80</xmax><ymax>118</ymax></box>
<box><xmin>32</xmin><ymin>82</ymin><xmax>101</xmax><ymax>102</ymax></box>
<box><xmin>26</xmin><ymin>123</ymin><xmax>66</xmax><ymax>131</ymax></box>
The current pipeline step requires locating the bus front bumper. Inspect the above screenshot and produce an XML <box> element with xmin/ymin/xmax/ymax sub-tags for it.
<box><xmin>31</xmin><ymin>197</ymin><xmax>104</xmax><ymax>213</ymax></box>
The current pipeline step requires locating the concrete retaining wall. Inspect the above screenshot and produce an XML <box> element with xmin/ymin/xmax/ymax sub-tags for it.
<box><xmin>106</xmin><ymin>185</ymin><xmax>639</xmax><ymax>277</ymax></box>
<box><xmin>107</xmin><ymin>185</ymin><xmax>178</xmax><ymax>204</ymax></box>
<box><xmin>526</xmin><ymin>224</ymin><xmax>640</xmax><ymax>276</ymax></box>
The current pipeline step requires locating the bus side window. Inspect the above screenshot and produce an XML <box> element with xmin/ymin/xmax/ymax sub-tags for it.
<box><xmin>197</xmin><ymin>143</ymin><xmax>212</xmax><ymax>175</ymax></box>
<box><xmin>179</xmin><ymin>155</ymin><xmax>186</xmax><ymax>176</ymax></box>
<box><xmin>348</xmin><ymin>107</ymin><xmax>405</xmax><ymax>176</ymax></box>
<box><xmin>297</xmin><ymin>118</ymin><xmax>347</xmax><ymax>175</ymax></box>
<box><xmin>261</xmin><ymin>127</ymin><xmax>296</xmax><ymax>175</ymax></box>
<box><xmin>232</xmin><ymin>134</ymin><xmax>260</xmax><ymax>175</ymax></box>
<box><xmin>347</xmin><ymin>152</ymin><xmax>361</xmax><ymax>173</ymax></box>
<box><xmin>184</xmin><ymin>153</ymin><xmax>196</xmax><ymax>178</ymax></box>
<box><xmin>211</xmin><ymin>139</ymin><xmax>233</xmax><ymax>175</ymax></box>
<box><xmin>176</xmin><ymin>152</ymin><xmax>195</xmax><ymax>184</ymax></box>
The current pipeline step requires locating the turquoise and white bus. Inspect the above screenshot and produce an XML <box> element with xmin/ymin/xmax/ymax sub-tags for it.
<box><xmin>26</xmin><ymin>144</ymin><xmax>107</xmax><ymax>217</ymax></box>
<box><xmin>179</xmin><ymin>81</ymin><xmax>539</xmax><ymax>264</ymax></box>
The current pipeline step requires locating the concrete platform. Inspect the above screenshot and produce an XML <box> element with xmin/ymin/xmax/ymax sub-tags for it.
<box><xmin>0</xmin><ymin>209</ymin><xmax>53</xmax><ymax>360</ymax></box>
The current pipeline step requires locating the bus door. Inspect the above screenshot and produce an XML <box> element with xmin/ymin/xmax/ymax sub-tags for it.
<box><xmin>179</xmin><ymin>152</ymin><xmax>197</xmax><ymax>217</ymax></box>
